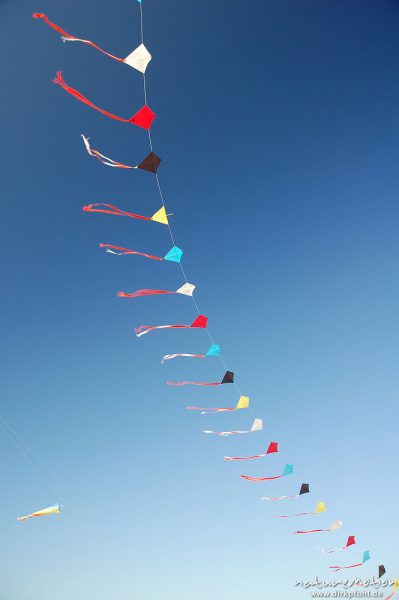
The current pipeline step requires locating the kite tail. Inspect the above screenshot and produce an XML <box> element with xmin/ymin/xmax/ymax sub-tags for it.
<box><xmin>135</xmin><ymin>324</ymin><xmax>189</xmax><ymax>338</ymax></box>
<box><xmin>52</xmin><ymin>72</ymin><xmax>131</xmax><ymax>123</ymax></box>
<box><xmin>33</xmin><ymin>12</ymin><xmax>72</xmax><ymax>38</ymax></box>
<box><xmin>118</xmin><ymin>290</ymin><xmax>175</xmax><ymax>298</ymax></box>
<box><xmin>161</xmin><ymin>353</ymin><xmax>206</xmax><ymax>363</ymax></box>
<box><xmin>135</xmin><ymin>325</ymin><xmax>157</xmax><ymax>337</ymax></box>
<box><xmin>99</xmin><ymin>244</ymin><xmax>163</xmax><ymax>261</ymax></box>
<box><xmin>17</xmin><ymin>515</ymin><xmax>30</xmax><ymax>522</ymax></box>
<box><xmin>186</xmin><ymin>406</ymin><xmax>235</xmax><ymax>414</ymax></box>
<box><xmin>52</xmin><ymin>71</ymin><xmax>104</xmax><ymax>112</ymax></box>
<box><xmin>33</xmin><ymin>13</ymin><xmax>123</xmax><ymax>62</ymax></box>
<box><xmin>166</xmin><ymin>380</ymin><xmax>221</xmax><ymax>387</ymax></box>
<box><xmin>329</xmin><ymin>563</ymin><xmax>363</xmax><ymax>573</ymax></box>
<box><xmin>261</xmin><ymin>495</ymin><xmax>297</xmax><ymax>501</ymax></box>
<box><xmin>240</xmin><ymin>474</ymin><xmax>282</xmax><ymax>482</ymax></box>
<box><xmin>82</xmin><ymin>136</ymin><xmax>135</xmax><ymax>168</ymax></box>
<box><xmin>225</xmin><ymin>454</ymin><xmax>266</xmax><ymax>461</ymax></box>
<box><xmin>203</xmin><ymin>429</ymin><xmax>251</xmax><ymax>436</ymax></box>
<box><xmin>83</xmin><ymin>203</ymin><xmax>150</xmax><ymax>220</ymax></box>
<box><xmin>90</xmin><ymin>152</ymin><xmax>133</xmax><ymax>169</ymax></box>
<box><xmin>294</xmin><ymin>529</ymin><xmax>329</xmax><ymax>534</ymax></box>
<box><xmin>61</xmin><ymin>38</ymin><xmax>123</xmax><ymax>63</ymax></box>
<box><xmin>323</xmin><ymin>545</ymin><xmax>353</xmax><ymax>555</ymax></box>
<box><xmin>276</xmin><ymin>512</ymin><xmax>315</xmax><ymax>518</ymax></box>
<box><xmin>53</xmin><ymin>70</ymin><xmax>67</xmax><ymax>89</ymax></box>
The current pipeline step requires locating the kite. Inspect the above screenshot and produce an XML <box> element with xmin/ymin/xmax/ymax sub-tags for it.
<box><xmin>321</xmin><ymin>536</ymin><xmax>356</xmax><ymax>554</ymax></box>
<box><xmin>379</xmin><ymin>566</ymin><xmax>386</xmax><ymax>578</ymax></box>
<box><xmin>81</xmin><ymin>135</ymin><xmax>161</xmax><ymax>172</ymax></box>
<box><xmin>203</xmin><ymin>418</ymin><xmax>263</xmax><ymax>436</ymax></box>
<box><xmin>294</xmin><ymin>520</ymin><xmax>342</xmax><ymax>535</ymax></box>
<box><xmin>386</xmin><ymin>579</ymin><xmax>399</xmax><ymax>600</ymax></box>
<box><xmin>159</xmin><ymin>246</ymin><xmax>183</xmax><ymax>262</ymax></box>
<box><xmin>83</xmin><ymin>203</ymin><xmax>168</xmax><ymax>225</ymax></box>
<box><xmin>329</xmin><ymin>550</ymin><xmax>370</xmax><ymax>573</ymax></box>
<box><xmin>118</xmin><ymin>283</ymin><xmax>195</xmax><ymax>299</ymax></box>
<box><xmin>261</xmin><ymin>483</ymin><xmax>309</xmax><ymax>501</ymax></box>
<box><xmin>224</xmin><ymin>441</ymin><xmax>278</xmax><ymax>461</ymax></box>
<box><xmin>186</xmin><ymin>395</ymin><xmax>249</xmax><ymax>414</ymax></box>
<box><xmin>17</xmin><ymin>504</ymin><xmax>61</xmax><ymax>522</ymax></box>
<box><xmin>33</xmin><ymin>14</ymin><xmax>152</xmax><ymax>72</ymax></box>
<box><xmin>240</xmin><ymin>463</ymin><xmax>294</xmax><ymax>482</ymax></box>
<box><xmin>161</xmin><ymin>343</ymin><xmax>221</xmax><ymax>364</ymax></box>
<box><xmin>135</xmin><ymin>314</ymin><xmax>208</xmax><ymax>338</ymax></box>
<box><xmin>276</xmin><ymin>501</ymin><xmax>326</xmax><ymax>518</ymax></box>
<box><xmin>53</xmin><ymin>72</ymin><xmax>155</xmax><ymax>129</ymax></box>
<box><xmin>100</xmin><ymin>244</ymin><xmax>183</xmax><ymax>263</ymax></box>
<box><xmin>167</xmin><ymin>370</ymin><xmax>234</xmax><ymax>387</ymax></box>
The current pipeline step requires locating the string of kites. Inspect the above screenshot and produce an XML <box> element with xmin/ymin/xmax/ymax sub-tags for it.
<box><xmin>18</xmin><ymin>5</ymin><xmax>396</xmax><ymax>597</ymax></box>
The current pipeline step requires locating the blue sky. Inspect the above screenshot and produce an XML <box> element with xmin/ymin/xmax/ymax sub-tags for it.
<box><xmin>1</xmin><ymin>0</ymin><xmax>399</xmax><ymax>598</ymax></box>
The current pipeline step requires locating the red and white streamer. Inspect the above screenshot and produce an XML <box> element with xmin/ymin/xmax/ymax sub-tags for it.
<box><xmin>83</xmin><ymin>203</ymin><xmax>151</xmax><ymax>221</ymax></box>
<box><xmin>224</xmin><ymin>442</ymin><xmax>278</xmax><ymax>461</ymax></box>
<box><xmin>81</xmin><ymin>135</ymin><xmax>136</xmax><ymax>169</ymax></box>
<box><xmin>167</xmin><ymin>380</ymin><xmax>222</xmax><ymax>387</ymax></box>
<box><xmin>99</xmin><ymin>243</ymin><xmax>162</xmax><ymax>261</ymax></box>
<box><xmin>119</xmin><ymin>290</ymin><xmax>174</xmax><ymax>299</ymax></box>
<box><xmin>261</xmin><ymin>493</ymin><xmax>301</xmax><ymax>501</ymax></box>
<box><xmin>135</xmin><ymin>315</ymin><xmax>208</xmax><ymax>338</ymax></box>
<box><xmin>241</xmin><ymin>474</ymin><xmax>285</xmax><ymax>483</ymax></box>
<box><xmin>276</xmin><ymin>511</ymin><xmax>317</xmax><ymax>519</ymax></box>
<box><xmin>167</xmin><ymin>370</ymin><xmax>233</xmax><ymax>387</ymax></box>
<box><xmin>294</xmin><ymin>522</ymin><xmax>342</xmax><ymax>535</ymax></box>
<box><xmin>329</xmin><ymin>562</ymin><xmax>365</xmax><ymax>573</ymax></box>
<box><xmin>118</xmin><ymin>283</ymin><xmax>195</xmax><ymax>299</ymax></box>
<box><xmin>203</xmin><ymin>430</ymin><xmax>254</xmax><ymax>437</ymax></box>
<box><xmin>186</xmin><ymin>406</ymin><xmax>237</xmax><ymax>414</ymax></box>
<box><xmin>294</xmin><ymin>528</ymin><xmax>332</xmax><ymax>535</ymax></box>
<box><xmin>322</xmin><ymin>536</ymin><xmax>356</xmax><ymax>554</ymax></box>
<box><xmin>136</xmin><ymin>324</ymin><xmax>192</xmax><ymax>338</ymax></box>
<box><xmin>33</xmin><ymin>13</ymin><xmax>124</xmax><ymax>62</ymax></box>
<box><xmin>161</xmin><ymin>353</ymin><xmax>206</xmax><ymax>364</ymax></box>
<box><xmin>203</xmin><ymin>418</ymin><xmax>263</xmax><ymax>437</ymax></box>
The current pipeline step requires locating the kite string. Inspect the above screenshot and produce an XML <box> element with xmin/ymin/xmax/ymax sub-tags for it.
<box><xmin>139</xmin><ymin>4</ymin><xmax>255</xmax><ymax>416</ymax></box>
<box><xmin>0</xmin><ymin>417</ymin><xmax>51</xmax><ymax>484</ymax></box>
<box><xmin>0</xmin><ymin>413</ymin><xmax>88</xmax><ymax>514</ymax></box>
<box><xmin>139</xmin><ymin>4</ymin><xmax>148</xmax><ymax>115</ymax></box>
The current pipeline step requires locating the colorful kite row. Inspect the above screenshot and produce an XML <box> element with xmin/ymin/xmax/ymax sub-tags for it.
<box><xmin>23</xmin><ymin>3</ymin><xmax>396</xmax><ymax>597</ymax></box>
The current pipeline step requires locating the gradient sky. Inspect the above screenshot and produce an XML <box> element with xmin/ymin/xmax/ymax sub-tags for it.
<box><xmin>1</xmin><ymin>1</ymin><xmax>399</xmax><ymax>599</ymax></box>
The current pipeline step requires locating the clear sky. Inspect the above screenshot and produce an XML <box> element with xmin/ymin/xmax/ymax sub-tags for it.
<box><xmin>1</xmin><ymin>1</ymin><xmax>399</xmax><ymax>599</ymax></box>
